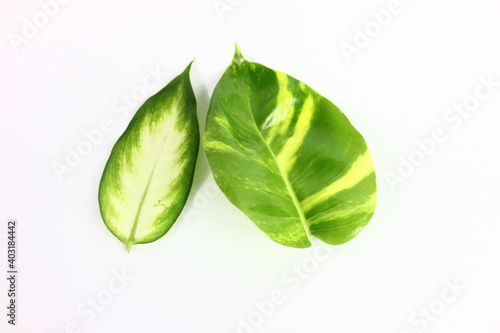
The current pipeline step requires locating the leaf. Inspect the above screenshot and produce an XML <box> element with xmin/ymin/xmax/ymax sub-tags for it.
<box><xmin>99</xmin><ymin>63</ymin><xmax>199</xmax><ymax>252</ymax></box>
<box><xmin>204</xmin><ymin>46</ymin><xmax>377</xmax><ymax>248</ymax></box>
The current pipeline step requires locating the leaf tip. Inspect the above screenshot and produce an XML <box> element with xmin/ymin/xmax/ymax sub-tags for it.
<box><xmin>184</xmin><ymin>59</ymin><xmax>195</xmax><ymax>73</ymax></box>
<box><xmin>233</xmin><ymin>43</ymin><xmax>245</xmax><ymax>65</ymax></box>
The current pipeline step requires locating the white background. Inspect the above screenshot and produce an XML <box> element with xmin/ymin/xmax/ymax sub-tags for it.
<box><xmin>1</xmin><ymin>0</ymin><xmax>499</xmax><ymax>332</ymax></box>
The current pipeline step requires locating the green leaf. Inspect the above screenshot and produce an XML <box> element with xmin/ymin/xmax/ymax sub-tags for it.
<box><xmin>99</xmin><ymin>63</ymin><xmax>199</xmax><ymax>252</ymax></box>
<box><xmin>204</xmin><ymin>47</ymin><xmax>377</xmax><ymax>248</ymax></box>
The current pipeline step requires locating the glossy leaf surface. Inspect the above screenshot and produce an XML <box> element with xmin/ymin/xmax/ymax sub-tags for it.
<box><xmin>204</xmin><ymin>48</ymin><xmax>377</xmax><ymax>248</ymax></box>
<box><xmin>99</xmin><ymin>63</ymin><xmax>198</xmax><ymax>251</ymax></box>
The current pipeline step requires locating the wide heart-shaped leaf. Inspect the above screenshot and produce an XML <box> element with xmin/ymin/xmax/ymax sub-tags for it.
<box><xmin>99</xmin><ymin>63</ymin><xmax>198</xmax><ymax>251</ymax></box>
<box><xmin>204</xmin><ymin>47</ymin><xmax>377</xmax><ymax>248</ymax></box>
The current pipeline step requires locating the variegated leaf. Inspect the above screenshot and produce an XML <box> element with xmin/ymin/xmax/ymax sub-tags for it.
<box><xmin>99</xmin><ymin>63</ymin><xmax>198</xmax><ymax>251</ymax></box>
<box><xmin>204</xmin><ymin>47</ymin><xmax>377</xmax><ymax>248</ymax></box>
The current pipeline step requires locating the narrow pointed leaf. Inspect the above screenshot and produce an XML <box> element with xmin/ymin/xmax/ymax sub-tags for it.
<box><xmin>99</xmin><ymin>63</ymin><xmax>198</xmax><ymax>251</ymax></box>
<box><xmin>204</xmin><ymin>47</ymin><xmax>377</xmax><ymax>248</ymax></box>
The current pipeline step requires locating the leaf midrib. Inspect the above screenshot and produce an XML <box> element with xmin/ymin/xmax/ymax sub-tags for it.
<box><xmin>236</xmin><ymin>63</ymin><xmax>312</xmax><ymax>241</ymax></box>
<box><xmin>125</xmin><ymin>109</ymin><xmax>178</xmax><ymax>252</ymax></box>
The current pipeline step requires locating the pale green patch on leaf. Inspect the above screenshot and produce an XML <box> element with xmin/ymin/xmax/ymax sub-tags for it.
<box><xmin>204</xmin><ymin>46</ymin><xmax>377</xmax><ymax>248</ymax></box>
<box><xmin>99</xmin><ymin>63</ymin><xmax>199</xmax><ymax>252</ymax></box>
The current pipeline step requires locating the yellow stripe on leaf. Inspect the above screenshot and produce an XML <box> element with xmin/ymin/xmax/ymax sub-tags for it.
<box><xmin>302</xmin><ymin>150</ymin><xmax>374</xmax><ymax>212</ymax></box>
